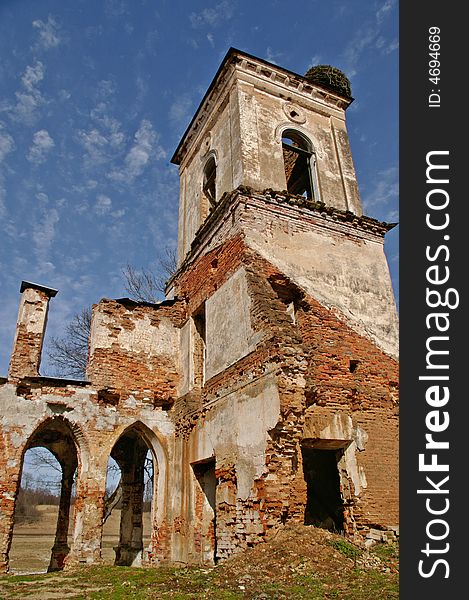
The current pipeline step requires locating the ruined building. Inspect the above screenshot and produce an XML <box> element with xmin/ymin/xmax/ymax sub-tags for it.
<box><xmin>0</xmin><ymin>49</ymin><xmax>399</xmax><ymax>572</ymax></box>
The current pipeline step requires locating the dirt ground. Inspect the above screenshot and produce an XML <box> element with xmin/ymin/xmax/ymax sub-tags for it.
<box><xmin>2</xmin><ymin>518</ymin><xmax>399</xmax><ymax>599</ymax></box>
<box><xmin>8</xmin><ymin>505</ymin><xmax>151</xmax><ymax>574</ymax></box>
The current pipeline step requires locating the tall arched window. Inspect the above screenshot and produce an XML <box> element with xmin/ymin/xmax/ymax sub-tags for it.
<box><xmin>281</xmin><ymin>130</ymin><xmax>316</xmax><ymax>199</ymax></box>
<box><xmin>203</xmin><ymin>156</ymin><xmax>217</xmax><ymax>208</ymax></box>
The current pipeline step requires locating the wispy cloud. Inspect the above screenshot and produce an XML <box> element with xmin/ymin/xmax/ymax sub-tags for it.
<box><xmin>77</xmin><ymin>127</ymin><xmax>110</xmax><ymax>167</ymax></box>
<box><xmin>94</xmin><ymin>194</ymin><xmax>112</xmax><ymax>215</ymax></box>
<box><xmin>342</xmin><ymin>0</ymin><xmax>397</xmax><ymax>77</ymax></box>
<box><xmin>22</xmin><ymin>62</ymin><xmax>45</xmax><ymax>91</ymax></box>
<box><xmin>105</xmin><ymin>0</ymin><xmax>128</xmax><ymax>19</ymax></box>
<box><xmin>265</xmin><ymin>47</ymin><xmax>283</xmax><ymax>65</ymax></box>
<box><xmin>108</xmin><ymin>119</ymin><xmax>165</xmax><ymax>183</ymax></box>
<box><xmin>189</xmin><ymin>0</ymin><xmax>236</xmax><ymax>28</ymax></box>
<box><xmin>5</xmin><ymin>62</ymin><xmax>46</xmax><ymax>125</ymax></box>
<box><xmin>362</xmin><ymin>165</ymin><xmax>398</xmax><ymax>222</ymax></box>
<box><xmin>169</xmin><ymin>94</ymin><xmax>193</xmax><ymax>129</ymax></box>
<box><xmin>376</xmin><ymin>0</ymin><xmax>396</xmax><ymax>24</ymax></box>
<box><xmin>27</xmin><ymin>129</ymin><xmax>55</xmax><ymax>164</ymax></box>
<box><xmin>0</xmin><ymin>174</ymin><xmax>7</xmax><ymax>218</ymax></box>
<box><xmin>0</xmin><ymin>126</ymin><xmax>15</xmax><ymax>163</ymax></box>
<box><xmin>33</xmin><ymin>208</ymin><xmax>60</xmax><ymax>264</ymax></box>
<box><xmin>32</xmin><ymin>15</ymin><xmax>63</xmax><ymax>50</ymax></box>
<box><xmin>0</xmin><ymin>126</ymin><xmax>15</xmax><ymax>218</ymax></box>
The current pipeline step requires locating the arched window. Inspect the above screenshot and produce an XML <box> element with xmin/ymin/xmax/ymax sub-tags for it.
<box><xmin>203</xmin><ymin>156</ymin><xmax>217</xmax><ymax>208</ymax></box>
<box><xmin>281</xmin><ymin>130</ymin><xmax>316</xmax><ymax>199</ymax></box>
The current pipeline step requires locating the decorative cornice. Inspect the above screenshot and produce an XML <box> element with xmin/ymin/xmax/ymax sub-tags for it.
<box><xmin>166</xmin><ymin>186</ymin><xmax>396</xmax><ymax>292</ymax></box>
<box><xmin>171</xmin><ymin>47</ymin><xmax>353</xmax><ymax>166</ymax></box>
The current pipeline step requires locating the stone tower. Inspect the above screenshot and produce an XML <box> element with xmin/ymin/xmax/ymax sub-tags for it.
<box><xmin>0</xmin><ymin>49</ymin><xmax>398</xmax><ymax>573</ymax></box>
<box><xmin>170</xmin><ymin>48</ymin><xmax>398</xmax><ymax>357</ymax></box>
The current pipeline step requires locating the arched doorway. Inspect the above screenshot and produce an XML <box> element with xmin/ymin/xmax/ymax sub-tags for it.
<box><xmin>105</xmin><ymin>423</ymin><xmax>160</xmax><ymax>566</ymax></box>
<box><xmin>11</xmin><ymin>418</ymin><xmax>80</xmax><ymax>572</ymax></box>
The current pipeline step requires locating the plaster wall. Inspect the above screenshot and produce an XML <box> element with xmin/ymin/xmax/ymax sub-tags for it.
<box><xmin>205</xmin><ymin>267</ymin><xmax>263</xmax><ymax>380</ymax></box>
<box><xmin>241</xmin><ymin>206</ymin><xmax>398</xmax><ymax>358</ymax></box>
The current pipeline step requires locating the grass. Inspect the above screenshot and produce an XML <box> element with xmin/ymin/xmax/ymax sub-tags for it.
<box><xmin>2</xmin><ymin>519</ymin><xmax>399</xmax><ymax>599</ymax></box>
<box><xmin>0</xmin><ymin>560</ymin><xmax>399</xmax><ymax>600</ymax></box>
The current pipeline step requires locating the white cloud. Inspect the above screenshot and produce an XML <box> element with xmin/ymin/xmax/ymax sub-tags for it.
<box><xmin>7</xmin><ymin>62</ymin><xmax>46</xmax><ymax>124</ymax></box>
<box><xmin>308</xmin><ymin>55</ymin><xmax>322</xmax><ymax>69</ymax></box>
<box><xmin>362</xmin><ymin>165</ymin><xmax>398</xmax><ymax>220</ymax></box>
<box><xmin>0</xmin><ymin>127</ymin><xmax>15</xmax><ymax>163</ymax></box>
<box><xmin>189</xmin><ymin>0</ymin><xmax>236</xmax><ymax>28</ymax></box>
<box><xmin>32</xmin><ymin>15</ymin><xmax>62</xmax><ymax>50</ymax></box>
<box><xmin>33</xmin><ymin>208</ymin><xmax>60</xmax><ymax>262</ymax></box>
<box><xmin>21</xmin><ymin>62</ymin><xmax>45</xmax><ymax>91</ymax></box>
<box><xmin>108</xmin><ymin>119</ymin><xmax>165</xmax><ymax>183</ymax></box>
<box><xmin>376</xmin><ymin>0</ymin><xmax>396</xmax><ymax>24</ymax></box>
<box><xmin>384</xmin><ymin>39</ymin><xmax>399</xmax><ymax>54</ymax></box>
<box><xmin>90</xmin><ymin>103</ymin><xmax>124</xmax><ymax>148</ymax></box>
<box><xmin>94</xmin><ymin>194</ymin><xmax>112</xmax><ymax>215</ymax></box>
<box><xmin>27</xmin><ymin>130</ymin><xmax>55</xmax><ymax>164</ymax></box>
<box><xmin>265</xmin><ymin>47</ymin><xmax>283</xmax><ymax>65</ymax></box>
<box><xmin>169</xmin><ymin>94</ymin><xmax>193</xmax><ymax>128</ymax></box>
<box><xmin>0</xmin><ymin>175</ymin><xmax>6</xmax><ymax>218</ymax></box>
<box><xmin>77</xmin><ymin>128</ymin><xmax>110</xmax><ymax>167</ymax></box>
<box><xmin>342</xmin><ymin>0</ymin><xmax>397</xmax><ymax>78</ymax></box>
<box><xmin>105</xmin><ymin>0</ymin><xmax>128</xmax><ymax>18</ymax></box>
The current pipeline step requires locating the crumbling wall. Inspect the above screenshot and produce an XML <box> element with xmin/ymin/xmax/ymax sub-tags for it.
<box><xmin>0</xmin><ymin>378</ymin><xmax>175</xmax><ymax>572</ymax></box>
<box><xmin>87</xmin><ymin>298</ymin><xmax>185</xmax><ymax>406</ymax></box>
<box><xmin>205</xmin><ymin>267</ymin><xmax>263</xmax><ymax>379</ymax></box>
<box><xmin>169</xmin><ymin>242</ymin><xmax>398</xmax><ymax>559</ymax></box>
<box><xmin>297</xmin><ymin>291</ymin><xmax>399</xmax><ymax>533</ymax></box>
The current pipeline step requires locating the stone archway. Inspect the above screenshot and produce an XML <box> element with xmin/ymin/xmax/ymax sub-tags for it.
<box><xmin>106</xmin><ymin>422</ymin><xmax>167</xmax><ymax>566</ymax></box>
<box><xmin>11</xmin><ymin>417</ymin><xmax>82</xmax><ymax>572</ymax></box>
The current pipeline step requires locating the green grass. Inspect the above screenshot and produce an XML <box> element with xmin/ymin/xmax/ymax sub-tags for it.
<box><xmin>0</xmin><ymin>560</ymin><xmax>398</xmax><ymax>600</ymax></box>
<box><xmin>328</xmin><ymin>538</ymin><xmax>362</xmax><ymax>561</ymax></box>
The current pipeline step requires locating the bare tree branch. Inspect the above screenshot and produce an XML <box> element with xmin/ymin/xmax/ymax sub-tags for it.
<box><xmin>122</xmin><ymin>264</ymin><xmax>163</xmax><ymax>303</ymax></box>
<box><xmin>46</xmin><ymin>307</ymin><xmax>91</xmax><ymax>379</ymax></box>
<box><xmin>122</xmin><ymin>246</ymin><xmax>178</xmax><ymax>303</ymax></box>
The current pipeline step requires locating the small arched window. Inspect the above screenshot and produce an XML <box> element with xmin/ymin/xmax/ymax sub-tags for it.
<box><xmin>281</xmin><ymin>130</ymin><xmax>316</xmax><ymax>199</ymax></box>
<box><xmin>203</xmin><ymin>156</ymin><xmax>217</xmax><ymax>208</ymax></box>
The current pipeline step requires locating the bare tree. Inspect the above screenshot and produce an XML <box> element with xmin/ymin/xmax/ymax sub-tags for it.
<box><xmin>122</xmin><ymin>246</ymin><xmax>178</xmax><ymax>303</ymax></box>
<box><xmin>45</xmin><ymin>247</ymin><xmax>178</xmax><ymax>378</ymax></box>
<box><xmin>47</xmin><ymin>307</ymin><xmax>91</xmax><ymax>379</ymax></box>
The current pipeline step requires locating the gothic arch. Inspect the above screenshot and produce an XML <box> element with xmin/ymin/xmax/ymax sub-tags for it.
<box><xmin>18</xmin><ymin>415</ymin><xmax>89</xmax><ymax>472</ymax></box>
<box><xmin>106</xmin><ymin>420</ymin><xmax>168</xmax><ymax>520</ymax></box>
<box><xmin>105</xmin><ymin>420</ymin><xmax>168</xmax><ymax>566</ymax></box>
<box><xmin>11</xmin><ymin>415</ymin><xmax>86</xmax><ymax>572</ymax></box>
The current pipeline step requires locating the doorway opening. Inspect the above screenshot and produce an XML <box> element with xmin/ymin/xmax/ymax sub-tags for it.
<box><xmin>192</xmin><ymin>459</ymin><xmax>217</xmax><ymax>563</ymax></box>
<box><xmin>301</xmin><ymin>444</ymin><xmax>345</xmax><ymax>533</ymax></box>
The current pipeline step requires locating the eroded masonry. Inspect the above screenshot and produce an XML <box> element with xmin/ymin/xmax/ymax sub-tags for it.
<box><xmin>0</xmin><ymin>49</ymin><xmax>399</xmax><ymax>572</ymax></box>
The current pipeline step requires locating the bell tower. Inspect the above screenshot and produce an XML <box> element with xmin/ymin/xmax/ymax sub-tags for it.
<box><xmin>170</xmin><ymin>48</ymin><xmax>398</xmax><ymax>359</ymax></box>
<box><xmin>171</xmin><ymin>49</ymin><xmax>363</xmax><ymax>263</ymax></box>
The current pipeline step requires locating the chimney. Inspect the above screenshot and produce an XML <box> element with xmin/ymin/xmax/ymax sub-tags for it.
<box><xmin>8</xmin><ymin>281</ymin><xmax>58</xmax><ymax>379</ymax></box>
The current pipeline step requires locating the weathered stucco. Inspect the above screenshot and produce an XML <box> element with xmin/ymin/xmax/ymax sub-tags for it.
<box><xmin>205</xmin><ymin>267</ymin><xmax>263</xmax><ymax>379</ymax></box>
<box><xmin>0</xmin><ymin>48</ymin><xmax>398</xmax><ymax>574</ymax></box>
<box><xmin>174</xmin><ymin>50</ymin><xmax>361</xmax><ymax>265</ymax></box>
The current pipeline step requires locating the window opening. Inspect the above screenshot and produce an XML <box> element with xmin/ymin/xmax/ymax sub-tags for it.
<box><xmin>203</xmin><ymin>157</ymin><xmax>217</xmax><ymax>208</ymax></box>
<box><xmin>282</xmin><ymin>130</ymin><xmax>315</xmax><ymax>199</ymax></box>
<box><xmin>192</xmin><ymin>303</ymin><xmax>206</xmax><ymax>387</ymax></box>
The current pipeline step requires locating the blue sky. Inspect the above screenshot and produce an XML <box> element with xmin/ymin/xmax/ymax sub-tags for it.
<box><xmin>0</xmin><ymin>0</ymin><xmax>398</xmax><ymax>376</ymax></box>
